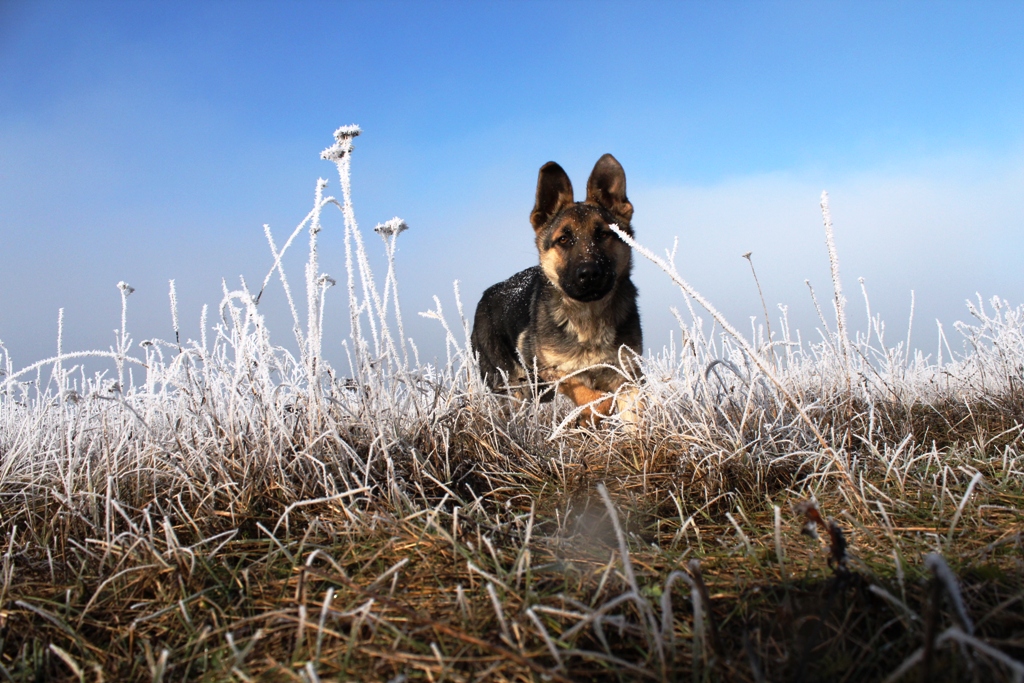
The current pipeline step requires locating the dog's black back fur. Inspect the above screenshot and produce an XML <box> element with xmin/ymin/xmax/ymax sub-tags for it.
<box><xmin>472</xmin><ymin>266</ymin><xmax>542</xmax><ymax>392</ymax></box>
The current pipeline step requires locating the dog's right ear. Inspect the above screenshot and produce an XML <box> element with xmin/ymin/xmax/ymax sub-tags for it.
<box><xmin>530</xmin><ymin>162</ymin><xmax>574</xmax><ymax>232</ymax></box>
<box><xmin>586</xmin><ymin>153</ymin><xmax>633</xmax><ymax>225</ymax></box>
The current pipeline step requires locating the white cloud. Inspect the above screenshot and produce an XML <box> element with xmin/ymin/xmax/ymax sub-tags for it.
<box><xmin>628</xmin><ymin>154</ymin><xmax>1024</xmax><ymax>358</ymax></box>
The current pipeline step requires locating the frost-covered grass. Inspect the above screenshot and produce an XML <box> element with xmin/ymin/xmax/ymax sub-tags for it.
<box><xmin>0</xmin><ymin>127</ymin><xmax>1022</xmax><ymax>682</ymax></box>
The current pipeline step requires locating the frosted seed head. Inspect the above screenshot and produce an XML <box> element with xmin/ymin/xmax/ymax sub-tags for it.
<box><xmin>320</xmin><ymin>144</ymin><xmax>347</xmax><ymax>161</ymax></box>
<box><xmin>317</xmin><ymin>274</ymin><xmax>336</xmax><ymax>288</ymax></box>
<box><xmin>333</xmin><ymin>124</ymin><xmax>361</xmax><ymax>141</ymax></box>
<box><xmin>374</xmin><ymin>217</ymin><xmax>409</xmax><ymax>238</ymax></box>
<box><xmin>117</xmin><ymin>281</ymin><xmax>135</xmax><ymax>296</ymax></box>
<box><xmin>321</xmin><ymin>125</ymin><xmax>362</xmax><ymax>161</ymax></box>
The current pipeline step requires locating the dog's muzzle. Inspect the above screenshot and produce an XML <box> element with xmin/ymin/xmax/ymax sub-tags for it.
<box><xmin>563</xmin><ymin>261</ymin><xmax>615</xmax><ymax>302</ymax></box>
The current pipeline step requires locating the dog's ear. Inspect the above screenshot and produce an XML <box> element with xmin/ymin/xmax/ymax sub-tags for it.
<box><xmin>586</xmin><ymin>154</ymin><xmax>633</xmax><ymax>225</ymax></box>
<box><xmin>530</xmin><ymin>162</ymin><xmax>574</xmax><ymax>231</ymax></box>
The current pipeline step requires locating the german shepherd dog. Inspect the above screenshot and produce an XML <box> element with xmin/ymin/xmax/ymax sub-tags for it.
<box><xmin>471</xmin><ymin>154</ymin><xmax>642</xmax><ymax>423</ymax></box>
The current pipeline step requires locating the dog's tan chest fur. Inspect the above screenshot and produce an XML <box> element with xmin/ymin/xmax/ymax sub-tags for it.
<box><xmin>551</xmin><ymin>297</ymin><xmax>616</xmax><ymax>346</ymax></box>
<box><xmin>533</xmin><ymin>299</ymin><xmax>621</xmax><ymax>382</ymax></box>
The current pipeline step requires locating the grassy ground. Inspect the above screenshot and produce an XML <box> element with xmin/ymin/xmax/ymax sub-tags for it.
<box><xmin>1</xmin><ymin>388</ymin><xmax>1021</xmax><ymax>682</ymax></box>
<box><xmin>1</xmin><ymin>129</ymin><xmax>1022</xmax><ymax>681</ymax></box>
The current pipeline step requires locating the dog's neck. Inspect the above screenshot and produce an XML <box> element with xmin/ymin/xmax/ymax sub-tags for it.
<box><xmin>550</xmin><ymin>286</ymin><xmax>623</xmax><ymax>346</ymax></box>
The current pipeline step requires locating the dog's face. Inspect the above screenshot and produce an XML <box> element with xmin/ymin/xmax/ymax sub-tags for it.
<box><xmin>530</xmin><ymin>154</ymin><xmax>634</xmax><ymax>303</ymax></box>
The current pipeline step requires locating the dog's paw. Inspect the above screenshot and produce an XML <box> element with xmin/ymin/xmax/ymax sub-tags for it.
<box><xmin>615</xmin><ymin>386</ymin><xmax>642</xmax><ymax>434</ymax></box>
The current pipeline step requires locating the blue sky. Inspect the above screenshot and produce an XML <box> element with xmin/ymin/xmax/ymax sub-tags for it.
<box><xmin>2</xmin><ymin>1</ymin><xmax>1024</xmax><ymax>370</ymax></box>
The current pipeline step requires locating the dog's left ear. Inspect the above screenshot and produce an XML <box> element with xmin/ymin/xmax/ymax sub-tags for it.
<box><xmin>531</xmin><ymin>162</ymin><xmax>575</xmax><ymax>232</ymax></box>
<box><xmin>586</xmin><ymin>154</ymin><xmax>633</xmax><ymax>226</ymax></box>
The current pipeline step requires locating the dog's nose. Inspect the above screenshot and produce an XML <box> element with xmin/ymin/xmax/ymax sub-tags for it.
<box><xmin>576</xmin><ymin>263</ymin><xmax>599</xmax><ymax>284</ymax></box>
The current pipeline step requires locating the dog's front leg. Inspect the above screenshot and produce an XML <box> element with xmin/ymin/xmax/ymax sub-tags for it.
<box><xmin>558</xmin><ymin>379</ymin><xmax>614</xmax><ymax>424</ymax></box>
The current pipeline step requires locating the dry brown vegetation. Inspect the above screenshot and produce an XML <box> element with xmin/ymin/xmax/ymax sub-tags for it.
<box><xmin>1</xmin><ymin>128</ymin><xmax>1021</xmax><ymax>681</ymax></box>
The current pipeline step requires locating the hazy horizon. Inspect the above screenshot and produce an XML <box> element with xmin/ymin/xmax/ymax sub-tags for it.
<box><xmin>2</xmin><ymin>1</ymin><xmax>1023</xmax><ymax>374</ymax></box>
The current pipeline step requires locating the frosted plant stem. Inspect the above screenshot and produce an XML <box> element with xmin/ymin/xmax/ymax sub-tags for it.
<box><xmin>526</xmin><ymin>607</ymin><xmax>564</xmax><ymax>669</ymax></box>
<box><xmin>805</xmin><ymin>280</ymin><xmax>832</xmax><ymax>337</ymax></box>
<box><xmin>597</xmin><ymin>482</ymin><xmax>666</xmax><ymax>672</ymax></box>
<box><xmin>259</xmin><ymin>213</ymin><xmax>313</xmax><ymax>300</ymax></box>
<box><xmin>610</xmin><ymin>224</ymin><xmax>853</xmax><ymax>485</ymax></box>
<box><xmin>806</xmin><ymin>279</ymin><xmax>841</xmax><ymax>360</ymax></box>
<box><xmin>322</xmin><ymin>125</ymin><xmax>376</xmax><ymax>378</ymax></box>
<box><xmin>116</xmin><ymin>281</ymin><xmax>134</xmax><ymax>391</ymax></box>
<box><xmin>200</xmin><ymin>304</ymin><xmax>208</xmax><ymax>356</ymax></box>
<box><xmin>169</xmin><ymin>280</ymin><xmax>180</xmax><ymax>351</ymax></box>
<box><xmin>374</xmin><ymin>219</ymin><xmax>410</xmax><ymax>369</ymax></box>
<box><xmin>821</xmin><ymin>191</ymin><xmax>851</xmax><ymax>379</ymax></box>
<box><xmin>2</xmin><ymin>350</ymin><xmax>147</xmax><ymax>391</ymax></box>
<box><xmin>419</xmin><ymin>296</ymin><xmax>460</xmax><ymax>373</ymax></box>
<box><xmin>486</xmin><ymin>582</ymin><xmax>513</xmax><ymax>646</ymax></box>
<box><xmin>55</xmin><ymin>308</ymin><xmax>63</xmax><ymax>393</ymax></box>
<box><xmin>659</xmin><ymin>569</ymin><xmax>696</xmax><ymax>652</ymax></box>
<box><xmin>328</xmin><ymin>134</ymin><xmax>384</xmax><ymax>362</ymax></box>
<box><xmin>306</xmin><ymin>181</ymin><xmax>324</xmax><ymax>369</ymax></box>
<box><xmin>859</xmin><ymin>277</ymin><xmax>872</xmax><ymax>350</ymax></box>
<box><xmin>774</xmin><ymin>505</ymin><xmax>787</xmax><ymax>582</ymax></box>
<box><xmin>906</xmin><ymin>290</ymin><xmax>915</xmax><ymax>369</ymax></box>
<box><xmin>938</xmin><ymin>320</ymin><xmax>955</xmax><ymax>368</ymax></box>
<box><xmin>390</xmin><ymin>235</ymin><xmax>409</xmax><ymax>368</ymax></box>
<box><xmin>946</xmin><ymin>471</ymin><xmax>983</xmax><ymax>544</ymax></box>
<box><xmin>351</xmin><ymin>223</ymin><xmax>397</xmax><ymax>368</ymax></box>
<box><xmin>359</xmin><ymin>234</ymin><xmax>400</xmax><ymax>372</ymax></box>
<box><xmin>261</xmin><ymin>222</ymin><xmax>307</xmax><ymax>351</ymax></box>
<box><xmin>317</xmin><ymin>276</ymin><xmax>335</xmax><ymax>367</ymax></box>
<box><xmin>305</xmin><ymin>178</ymin><xmax>328</xmax><ymax>416</ymax></box>
<box><xmin>453</xmin><ymin>280</ymin><xmax>473</xmax><ymax>368</ymax></box>
<box><xmin>742</xmin><ymin>252</ymin><xmax>774</xmax><ymax>363</ymax></box>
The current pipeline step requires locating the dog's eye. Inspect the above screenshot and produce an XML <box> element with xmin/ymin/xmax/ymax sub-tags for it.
<box><xmin>556</xmin><ymin>234</ymin><xmax>572</xmax><ymax>246</ymax></box>
<box><xmin>595</xmin><ymin>231</ymin><xmax>610</xmax><ymax>241</ymax></box>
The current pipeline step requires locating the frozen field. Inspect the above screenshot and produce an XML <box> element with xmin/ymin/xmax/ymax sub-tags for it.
<box><xmin>1</xmin><ymin>128</ymin><xmax>1022</xmax><ymax>681</ymax></box>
